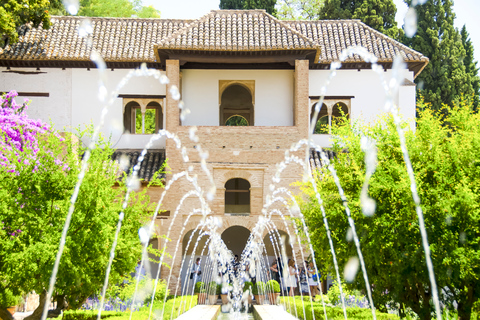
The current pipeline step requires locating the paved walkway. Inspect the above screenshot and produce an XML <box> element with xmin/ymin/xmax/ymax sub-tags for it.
<box><xmin>252</xmin><ymin>305</ymin><xmax>297</xmax><ymax>320</ymax></box>
<box><xmin>175</xmin><ymin>305</ymin><xmax>221</xmax><ymax>320</ymax></box>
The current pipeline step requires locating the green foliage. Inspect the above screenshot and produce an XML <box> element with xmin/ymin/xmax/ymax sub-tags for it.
<box><xmin>216</xmin><ymin>283</ymin><xmax>222</xmax><ymax>296</ymax></box>
<box><xmin>0</xmin><ymin>289</ymin><xmax>21</xmax><ymax>308</ymax></box>
<box><xmin>78</xmin><ymin>0</ymin><xmax>160</xmax><ymax>18</ymax></box>
<box><xmin>105</xmin><ymin>296</ymin><xmax>197</xmax><ymax>320</ymax></box>
<box><xmin>0</xmin><ymin>120</ymin><xmax>165</xmax><ymax>312</ymax></box>
<box><xmin>326</xmin><ymin>280</ymin><xmax>351</xmax><ymax>306</ymax></box>
<box><xmin>225</xmin><ymin>115</ymin><xmax>249</xmax><ymax>126</ymax></box>
<box><xmin>243</xmin><ymin>281</ymin><xmax>253</xmax><ymax>293</ymax></box>
<box><xmin>110</xmin><ymin>276</ymin><xmax>168</xmax><ymax>304</ymax></box>
<box><xmin>460</xmin><ymin>25</ymin><xmax>480</xmax><ymax>111</ymax></box>
<box><xmin>219</xmin><ymin>0</ymin><xmax>277</xmax><ymax>15</ymax></box>
<box><xmin>402</xmin><ymin>0</ymin><xmax>475</xmax><ymax>111</ymax></box>
<box><xmin>0</xmin><ymin>0</ymin><xmax>51</xmax><ymax>47</ymax></box>
<box><xmin>318</xmin><ymin>0</ymin><xmax>401</xmax><ymax>39</ymax></box>
<box><xmin>63</xmin><ymin>310</ymin><xmax>123</xmax><ymax>320</ymax></box>
<box><xmin>280</xmin><ymin>296</ymin><xmax>399</xmax><ymax>320</ymax></box>
<box><xmin>298</xmin><ymin>98</ymin><xmax>480</xmax><ymax>318</ymax></box>
<box><xmin>266</xmin><ymin>280</ymin><xmax>280</xmax><ymax>293</ymax></box>
<box><xmin>252</xmin><ymin>281</ymin><xmax>266</xmax><ymax>295</ymax></box>
<box><xmin>207</xmin><ymin>281</ymin><xmax>217</xmax><ymax>295</ymax></box>
<box><xmin>194</xmin><ymin>282</ymin><xmax>205</xmax><ymax>294</ymax></box>
<box><xmin>276</xmin><ymin>0</ymin><xmax>324</xmax><ymax>20</ymax></box>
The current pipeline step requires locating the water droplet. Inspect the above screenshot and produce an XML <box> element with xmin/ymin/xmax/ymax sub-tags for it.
<box><xmin>127</xmin><ymin>176</ymin><xmax>141</xmax><ymax>191</ymax></box>
<box><xmin>63</xmin><ymin>0</ymin><xmax>79</xmax><ymax>15</ymax></box>
<box><xmin>180</xmin><ymin>109</ymin><xmax>191</xmax><ymax>121</ymax></box>
<box><xmin>344</xmin><ymin>256</ymin><xmax>359</xmax><ymax>282</ymax></box>
<box><xmin>404</xmin><ymin>8</ymin><xmax>418</xmax><ymax>38</ymax></box>
<box><xmin>160</xmin><ymin>74</ymin><xmax>169</xmax><ymax>84</ymax></box>
<box><xmin>118</xmin><ymin>154</ymin><xmax>130</xmax><ymax>171</ymax></box>
<box><xmin>90</xmin><ymin>50</ymin><xmax>106</xmax><ymax>71</ymax></box>
<box><xmin>189</xmin><ymin>126</ymin><xmax>199</xmax><ymax>142</ymax></box>
<box><xmin>118</xmin><ymin>212</ymin><xmax>124</xmax><ymax>221</ymax></box>
<box><xmin>98</xmin><ymin>84</ymin><xmax>107</xmax><ymax>102</ymax></box>
<box><xmin>346</xmin><ymin>228</ymin><xmax>353</xmax><ymax>242</ymax></box>
<box><xmin>78</xmin><ymin>19</ymin><xmax>93</xmax><ymax>38</ymax></box>
<box><xmin>330</xmin><ymin>61</ymin><xmax>341</xmax><ymax>70</ymax></box>
<box><xmin>269</xmin><ymin>184</ymin><xmax>275</xmax><ymax>192</ymax></box>
<box><xmin>138</xmin><ymin>227</ymin><xmax>149</xmax><ymax>244</ymax></box>
<box><xmin>362</xmin><ymin>197</ymin><xmax>376</xmax><ymax>217</ymax></box>
<box><xmin>170</xmin><ymin>85</ymin><xmax>181</xmax><ymax>100</ymax></box>
<box><xmin>459</xmin><ymin>232</ymin><xmax>466</xmax><ymax>244</ymax></box>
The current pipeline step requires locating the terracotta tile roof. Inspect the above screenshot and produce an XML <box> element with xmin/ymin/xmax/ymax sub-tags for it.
<box><xmin>112</xmin><ymin>149</ymin><xmax>165</xmax><ymax>182</ymax></box>
<box><xmin>157</xmin><ymin>10</ymin><xmax>317</xmax><ymax>51</ymax></box>
<box><xmin>0</xmin><ymin>10</ymin><xmax>427</xmax><ymax>74</ymax></box>
<box><xmin>0</xmin><ymin>16</ymin><xmax>191</xmax><ymax>64</ymax></box>
<box><xmin>309</xmin><ymin>149</ymin><xmax>336</xmax><ymax>171</ymax></box>
<box><xmin>286</xmin><ymin>20</ymin><xmax>428</xmax><ymax>64</ymax></box>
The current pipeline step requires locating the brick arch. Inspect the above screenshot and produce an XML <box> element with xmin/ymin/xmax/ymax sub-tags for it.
<box><xmin>223</xmin><ymin>170</ymin><xmax>252</xmax><ymax>184</ymax></box>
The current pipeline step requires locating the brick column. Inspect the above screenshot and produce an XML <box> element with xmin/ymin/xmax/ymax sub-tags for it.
<box><xmin>294</xmin><ymin>60</ymin><xmax>310</xmax><ymax>138</ymax></box>
<box><xmin>165</xmin><ymin>59</ymin><xmax>180</xmax><ymax>132</ymax></box>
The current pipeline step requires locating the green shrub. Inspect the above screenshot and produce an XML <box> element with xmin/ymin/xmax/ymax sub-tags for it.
<box><xmin>252</xmin><ymin>282</ymin><xmax>266</xmax><ymax>295</ymax></box>
<box><xmin>243</xmin><ymin>281</ymin><xmax>253</xmax><ymax>293</ymax></box>
<box><xmin>194</xmin><ymin>282</ymin><xmax>205</xmax><ymax>294</ymax></box>
<box><xmin>110</xmin><ymin>277</ymin><xmax>169</xmax><ymax>304</ymax></box>
<box><xmin>216</xmin><ymin>283</ymin><xmax>222</xmax><ymax>296</ymax></box>
<box><xmin>63</xmin><ymin>310</ymin><xmax>123</xmax><ymax>320</ymax></box>
<box><xmin>266</xmin><ymin>280</ymin><xmax>280</xmax><ymax>293</ymax></box>
<box><xmin>105</xmin><ymin>296</ymin><xmax>197</xmax><ymax>320</ymax></box>
<box><xmin>280</xmin><ymin>297</ymin><xmax>399</xmax><ymax>320</ymax></box>
<box><xmin>207</xmin><ymin>281</ymin><xmax>217</xmax><ymax>295</ymax></box>
<box><xmin>0</xmin><ymin>289</ymin><xmax>22</xmax><ymax>308</ymax></box>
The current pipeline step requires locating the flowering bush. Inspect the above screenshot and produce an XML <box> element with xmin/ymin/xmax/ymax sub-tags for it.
<box><xmin>0</xmin><ymin>91</ymin><xmax>50</xmax><ymax>170</ymax></box>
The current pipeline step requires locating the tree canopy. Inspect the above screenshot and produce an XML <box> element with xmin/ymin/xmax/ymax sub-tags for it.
<box><xmin>0</xmin><ymin>0</ymin><xmax>51</xmax><ymax>47</ymax></box>
<box><xmin>0</xmin><ymin>92</ymin><xmax>163</xmax><ymax>320</ymax></box>
<box><xmin>275</xmin><ymin>0</ymin><xmax>324</xmax><ymax>20</ymax></box>
<box><xmin>401</xmin><ymin>0</ymin><xmax>475</xmax><ymax>111</ymax></box>
<box><xmin>318</xmin><ymin>0</ymin><xmax>400</xmax><ymax>39</ymax></box>
<box><xmin>220</xmin><ymin>0</ymin><xmax>277</xmax><ymax>15</ymax></box>
<box><xmin>78</xmin><ymin>0</ymin><xmax>160</xmax><ymax>18</ymax></box>
<box><xmin>298</xmin><ymin>98</ymin><xmax>480</xmax><ymax>319</ymax></box>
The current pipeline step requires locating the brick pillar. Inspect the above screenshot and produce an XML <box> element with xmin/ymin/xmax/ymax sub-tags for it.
<box><xmin>294</xmin><ymin>60</ymin><xmax>310</xmax><ymax>137</ymax></box>
<box><xmin>165</xmin><ymin>59</ymin><xmax>180</xmax><ymax>132</ymax></box>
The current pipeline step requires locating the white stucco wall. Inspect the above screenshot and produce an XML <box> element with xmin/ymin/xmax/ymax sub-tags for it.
<box><xmin>181</xmin><ymin>69</ymin><xmax>294</xmax><ymax>126</ymax></box>
<box><xmin>71</xmin><ymin>68</ymin><xmax>167</xmax><ymax>149</ymax></box>
<box><xmin>309</xmin><ymin>68</ymin><xmax>416</xmax><ymax>147</ymax></box>
<box><xmin>0</xmin><ymin>67</ymin><xmax>72</xmax><ymax>129</ymax></box>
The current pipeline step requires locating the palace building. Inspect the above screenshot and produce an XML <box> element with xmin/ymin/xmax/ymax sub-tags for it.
<box><xmin>0</xmin><ymin>9</ymin><xmax>428</xmax><ymax>290</ymax></box>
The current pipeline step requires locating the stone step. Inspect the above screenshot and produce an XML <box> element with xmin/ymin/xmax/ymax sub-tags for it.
<box><xmin>253</xmin><ymin>305</ymin><xmax>298</xmax><ymax>320</ymax></box>
<box><xmin>175</xmin><ymin>305</ymin><xmax>221</xmax><ymax>320</ymax></box>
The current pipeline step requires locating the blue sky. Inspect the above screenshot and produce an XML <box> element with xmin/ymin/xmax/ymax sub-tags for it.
<box><xmin>143</xmin><ymin>0</ymin><xmax>480</xmax><ymax>64</ymax></box>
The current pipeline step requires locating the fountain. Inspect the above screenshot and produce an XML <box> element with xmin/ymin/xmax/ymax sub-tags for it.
<box><xmin>1</xmin><ymin>2</ymin><xmax>452</xmax><ymax>320</ymax></box>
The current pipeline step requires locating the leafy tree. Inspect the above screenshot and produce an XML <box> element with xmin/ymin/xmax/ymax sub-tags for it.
<box><xmin>220</xmin><ymin>0</ymin><xmax>277</xmax><ymax>15</ymax></box>
<box><xmin>276</xmin><ymin>0</ymin><xmax>324</xmax><ymax>20</ymax></box>
<box><xmin>0</xmin><ymin>0</ymin><xmax>51</xmax><ymax>47</ymax></box>
<box><xmin>78</xmin><ymin>0</ymin><xmax>160</xmax><ymax>18</ymax></box>
<box><xmin>318</xmin><ymin>0</ymin><xmax>400</xmax><ymax>39</ymax></box>
<box><xmin>0</xmin><ymin>92</ymin><xmax>164</xmax><ymax>320</ymax></box>
<box><xmin>402</xmin><ymin>0</ymin><xmax>474</xmax><ymax>111</ymax></box>
<box><xmin>460</xmin><ymin>25</ymin><xmax>480</xmax><ymax>111</ymax></box>
<box><xmin>219</xmin><ymin>0</ymin><xmax>244</xmax><ymax>10</ymax></box>
<box><xmin>298</xmin><ymin>98</ymin><xmax>480</xmax><ymax>320</ymax></box>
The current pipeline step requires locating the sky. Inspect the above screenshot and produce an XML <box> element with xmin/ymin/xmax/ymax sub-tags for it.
<box><xmin>143</xmin><ymin>0</ymin><xmax>480</xmax><ymax>65</ymax></box>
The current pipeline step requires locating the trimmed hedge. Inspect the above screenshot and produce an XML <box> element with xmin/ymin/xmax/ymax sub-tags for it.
<box><xmin>66</xmin><ymin>296</ymin><xmax>197</xmax><ymax>320</ymax></box>
<box><xmin>280</xmin><ymin>297</ymin><xmax>400</xmax><ymax>320</ymax></box>
<box><xmin>63</xmin><ymin>310</ymin><xmax>124</xmax><ymax>320</ymax></box>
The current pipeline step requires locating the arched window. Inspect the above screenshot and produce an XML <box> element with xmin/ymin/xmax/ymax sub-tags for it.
<box><xmin>311</xmin><ymin>103</ymin><xmax>329</xmax><ymax>134</ymax></box>
<box><xmin>331</xmin><ymin>102</ymin><xmax>349</xmax><ymax>125</ymax></box>
<box><xmin>220</xmin><ymin>84</ymin><xmax>254</xmax><ymax>126</ymax></box>
<box><xmin>310</xmin><ymin>99</ymin><xmax>351</xmax><ymax>134</ymax></box>
<box><xmin>225</xmin><ymin>178</ymin><xmax>250</xmax><ymax>215</ymax></box>
<box><xmin>123</xmin><ymin>100</ymin><xmax>163</xmax><ymax>134</ymax></box>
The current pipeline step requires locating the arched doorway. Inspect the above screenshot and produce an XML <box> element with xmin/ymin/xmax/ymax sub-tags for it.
<box><xmin>263</xmin><ymin>230</ymin><xmax>292</xmax><ymax>271</ymax></box>
<box><xmin>220</xmin><ymin>84</ymin><xmax>254</xmax><ymax>126</ymax></box>
<box><xmin>221</xmin><ymin>226</ymin><xmax>251</xmax><ymax>257</ymax></box>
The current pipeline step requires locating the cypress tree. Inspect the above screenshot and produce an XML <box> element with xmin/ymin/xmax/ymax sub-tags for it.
<box><xmin>319</xmin><ymin>0</ymin><xmax>400</xmax><ymax>38</ymax></box>
<box><xmin>460</xmin><ymin>25</ymin><xmax>480</xmax><ymax>110</ymax></box>
<box><xmin>220</xmin><ymin>0</ymin><xmax>277</xmax><ymax>15</ymax></box>
<box><xmin>402</xmin><ymin>0</ymin><xmax>474</xmax><ymax>111</ymax></box>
